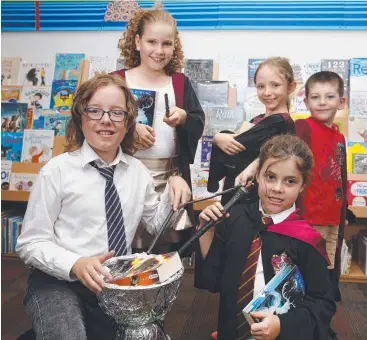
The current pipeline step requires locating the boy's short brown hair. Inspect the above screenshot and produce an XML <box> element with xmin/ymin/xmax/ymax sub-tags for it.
<box><xmin>65</xmin><ymin>74</ymin><xmax>138</xmax><ymax>155</ymax></box>
<box><xmin>305</xmin><ymin>71</ymin><xmax>344</xmax><ymax>98</ymax></box>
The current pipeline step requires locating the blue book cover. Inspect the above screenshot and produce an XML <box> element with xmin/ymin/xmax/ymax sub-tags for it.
<box><xmin>44</xmin><ymin>114</ymin><xmax>71</xmax><ymax>136</ymax></box>
<box><xmin>132</xmin><ymin>88</ymin><xmax>156</xmax><ymax>127</ymax></box>
<box><xmin>201</xmin><ymin>136</ymin><xmax>213</xmax><ymax>169</ymax></box>
<box><xmin>242</xmin><ymin>261</ymin><xmax>305</xmax><ymax>325</ymax></box>
<box><xmin>1</xmin><ymin>132</ymin><xmax>24</xmax><ymax>162</ymax></box>
<box><xmin>53</xmin><ymin>53</ymin><xmax>85</xmax><ymax>81</ymax></box>
<box><xmin>1</xmin><ymin>102</ymin><xmax>28</xmax><ymax>132</ymax></box>
<box><xmin>50</xmin><ymin>80</ymin><xmax>77</xmax><ymax>113</ymax></box>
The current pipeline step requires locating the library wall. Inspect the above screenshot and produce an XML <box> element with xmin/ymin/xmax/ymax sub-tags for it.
<box><xmin>2</xmin><ymin>30</ymin><xmax>367</xmax><ymax>82</ymax></box>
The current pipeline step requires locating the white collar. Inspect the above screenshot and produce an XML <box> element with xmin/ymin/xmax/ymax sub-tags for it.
<box><xmin>259</xmin><ymin>202</ymin><xmax>296</xmax><ymax>224</ymax></box>
<box><xmin>80</xmin><ymin>140</ymin><xmax>128</xmax><ymax>168</ymax></box>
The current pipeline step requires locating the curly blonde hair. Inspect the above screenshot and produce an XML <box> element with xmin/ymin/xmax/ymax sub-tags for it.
<box><xmin>118</xmin><ymin>9</ymin><xmax>184</xmax><ymax>75</ymax></box>
<box><xmin>65</xmin><ymin>74</ymin><xmax>138</xmax><ymax>155</ymax></box>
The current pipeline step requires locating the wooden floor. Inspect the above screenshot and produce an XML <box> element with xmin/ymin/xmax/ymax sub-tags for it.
<box><xmin>2</xmin><ymin>257</ymin><xmax>367</xmax><ymax>340</ymax></box>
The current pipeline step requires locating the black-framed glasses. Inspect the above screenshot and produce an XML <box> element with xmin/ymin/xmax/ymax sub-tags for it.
<box><xmin>84</xmin><ymin>107</ymin><xmax>128</xmax><ymax>122</ymax></box>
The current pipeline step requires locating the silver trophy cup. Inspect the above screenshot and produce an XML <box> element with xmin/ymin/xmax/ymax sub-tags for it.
<box><xmin>98</xmin><ymin>255</ymin><xmax>184</xmax><ymax>340</ymax></box>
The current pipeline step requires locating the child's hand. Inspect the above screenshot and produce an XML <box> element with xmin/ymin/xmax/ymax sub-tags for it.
<box><xmin>250</xmin><ymin>311</ymin><xmax>280</xmax><ymax>340</ymax></box>
<box><xmin>163</xmin><ymin>106</ymin><xmax>187</xmax><ymax>127</ymax></box>
<box><xmin>213</xmin><ymin>133</ymin><xmax>246</xmax><ymax>155</ymax></box>
<box><xmin>136</xmin><ymin>123</ymin><xmax>155</xmax><ymax>149</ymax></box>
<box><xmin>71</xmin><ymin>251</ymin><xmax>115</xmax><ymax>294</ymax></box>
<box><xmin>168</xmin><ymin>176</ymin><xmax>191</xmax><ymax>211</ymax></box>
<box><xmin>198</xmin><ymin>202</ymin><xmax>229</xmax><ymax>229</ymax></box>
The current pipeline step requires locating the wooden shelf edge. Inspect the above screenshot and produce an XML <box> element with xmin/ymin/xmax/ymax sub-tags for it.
<box><xmin>1</xmin><ymin>253</ymin><xmax>19</xmax><ymax>259</ymax></box>
<box><xmin>340</xmin><ymin>261</ymin><xmax>367</xmax><ymax>283</ymax></box>
<box><xmin>1</xmin><ymin>190</ymin><xmax>30</xmax><ymax>202</ymax></box>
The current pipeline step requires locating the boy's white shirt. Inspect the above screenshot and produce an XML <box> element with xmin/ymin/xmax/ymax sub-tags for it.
<box><xmin>16</xmin><ymin>141</ymin><xmax>172</xmax><ymax>281</ymax></box>
<box><xmin>253</xmin><ymin>203</ymin><xmax>296</xmax><ymax>297</ymax></box>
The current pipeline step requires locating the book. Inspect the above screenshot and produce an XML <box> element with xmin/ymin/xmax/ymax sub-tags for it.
<box><xmin>1</xmin><ymin>102</ymin><xmax>28</xmax><ymax>132</ymax></box>
<box><xmin>1</xmin><ymin>57</ymin><xmax>21</xmax><ymax>85</ymax></box>
<box><xmin>18</xmin><ymin>62</ymin><xmax>54</xmax><ymax>86</ymax></box>
<box><xmin>205</xmin><ymin>106</ymin><xmax>244</xmax><ymax>136</ymax></box>
<box><xmin>1</xmin><ymin>87</ymin><xmax>22</xmax><ymax>103</ymax></box>
<box><xmin>88</xmin><ymin>55</ymin><xmax>115</xmax><ymax>79</ymax></box>
<box><xmin>108</xmin><ymin>252</ymin><xmax>183</xmax><ymax>286</ymax></box>
<box><xmin>347</xmin><ymin>180</ymin><xmax>367</xmax><ymax>207</ymax></box>
<box><xmin>1</xmin><ymin>160</ymin><xmax>12</xmax><ymax>190</ymax></box>
<box><xmin>9</xmin><ymin>173</ymin><xmax>37</xmax><ymax>191</ymax></box>
<box><xmin>20</xmin><ymin>86</ymin><xmax>52</xmax><ymax>109</ymax></box>
<box><xmin>1</xmin><ymin>132</ymin><xmax>24</xmax><ymax>162</ymax></box>
<box><xmin>321</xmin><ymin>59</ymin><xmax>350</xmax><ymax>86</ymax></box>
<box><xmin>131</xmin><ymin>88</ymin><xmax>156</xmax><ymax>127</ymax></box>
<box><xmin>21</xmin><ymin>129</ymin><xmax>54</xmax><ymax>163</ymax></box>
<box><xmin>50</xmin><ymin>80</ymin><xmax>78</xmax><ymax>113</ymax></box>
<box><xmin>53</xmin><ymin>53</ymin><xmax>85</xmax><ymax>81</ymax></box>
<box><xmin>248</xmin><ymin>59</ymin><xmax>264</xmax><ymax>87</ymax></box>
<box><xmin>43</xmin><ymin>114</ymin><xmax>71</xmax><ymax>136</ymax></box>
<box><xmin>196</xmin><ymin>81</ymin><xmax>229</xmax><ymax>106</ymax></box>
<box><xmin>243</xmin><ymin>262</ymin><xmax>305</xmax><ymax>325</ymax></box>
<box><xmin>350</xmin><ymin>58</ymin><xmax>367</xmax><ymax>92</ymax></box>
<box><xmin>201</xmin><ymin>136</ymin><xmax>213</xmax><ymax>168</ymax></box>
<box><xmin>347</xmin><ymin>142</ymin><xmax>367</xmax><ymax>173</ymax></box>
<box><xmin>29</xmin><ymin>108</ymin><xmax>61</xmax><ymax>130</ymax></box>
<box><xmin>184</xmin><ymin>59</ymin><xmax>213</xmax><ymax>82</ymax></box>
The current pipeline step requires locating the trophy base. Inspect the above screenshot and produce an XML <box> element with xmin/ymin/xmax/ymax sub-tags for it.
<box><xmin>116</xmin><ymin>321</ymin><xmax>171</xmax><ymax>340</ymax></box>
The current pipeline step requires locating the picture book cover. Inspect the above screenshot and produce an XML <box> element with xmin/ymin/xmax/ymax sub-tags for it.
<box><xmin>243</xmin><ymin>261</ymin><xmax>305</xmax><ymax>325</ymax></box>
<box><xmin>1</xmin><ymin>87</ymin><xmax>22</xmax><ymax>103</ymax></box>
<box><xmin>53</xmin><ymin>53</ymin><xmax>85</xmax><ymax>81</ymax></box>
<box><xmin>321</xmin><ymin>59</ymin><xmax>350</xmax><ymax>86</ymax></box>
<box><xmin>349</xmin><ymin>91</ymin><xmax>367</xmax><ymax>119</ymax></box>
<box><xmin>1</xmin><ymin>102</ymin><xmax>28</xmax><ymax>132</ymax></box>
<box><xmin>347</xmin><ymin>180</ymin><xmax>367</xmax><ymax>207</ymax></box>
<box><xmin>1</xmin><ymin>57</ymin><xmax>21</xmax><ymax>85</ymax></box>
<box><xmin>196</xmin><ymin>81</ymin><xmax>229</xmax><ymax>106</ymax></box>
<box><xmin>132</xmin><ymin>88</ymin><xmax>156</xmax><ymax>127</ymax></box>
<box><xmin>21</xmin><ymin>129</ymin><xmax>54</xmax><ymax>163</ymax></box>
<box><xmin>107</xmin><ymin>252</ymin><xmax>183</xmax><ymax>287</ymax></box>
<box><xmin>1</xmin><ymin>132</ymin><xmax>24</xmax><ymax>162</ymax></box>
<box><xmin>30</xmin><ymin>108</ymin><xmax>61</xmax><ymax>130</ymax></box>
<box><xmin>1</xmin><ymin>160</ymin><xmax>12</xmax><ymax>190</ymax></box>
<box><xmin>248</xmin><ymin>58</ymin><xmax>264</xmax><ymax>87</ymax></box>
<box><xmin>205</xmin><ymin>106</ymin><xmax>244</xmax><ymax>136</ymax></box>
<box><xmin>50</xmin><ymin>80</ymin><xmax>78</xmax><ymax>113</ymax></box>
<box><xmin>20</xmin><ymin>86</ymin><xmax>52</xmax><ymax>109</ymax></box>
<box><xmin>43</xmin><ymin>114</ymin><xmax>71</xmax><ymax>136</ymax></box>
<box><xmin>88</xmin><ymin>55</ymin><xmax>115</xmax><ymax>79</ymax></box>
<box><xmin>9</xmin><ymin>173</ymin><xmax>38</xmax><ymax>191</ymax></box>
<box><xmin>348</xmin><ymin>116</ymin><xmax>367</xmax><ymax>143</ymax></box>
<box><xmin>350</xmin><ymin>58</ymin><xmax>367</xmax><ymax>92</ymax></box>
<box><xmin>201</xmin><ymin>136</ymin><xmax>213</xmax><ymax>169</ymax></box>
<box><xmin>18</xmin><ymin>62</ymin><xmax>54</xmax><ymax>86</ymax></box>
<box><xmin>347</xmin><ymin>142</ymin><xmax>367</xmax><ymax>173</ymax></box>
<box><xmin>184</xmin><ymin>59</ymin><xmax>213</xmax><ymax>82</ymax></box>
<box><xmin>353</xmin><ymin>154</ymin><xmax>367</xmax><ymax>175</ymax></box>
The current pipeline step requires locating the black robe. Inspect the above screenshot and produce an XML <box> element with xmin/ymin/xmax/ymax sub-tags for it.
<box><xmin>194</xmin><ymin>201</ymin><xmax>336</xmax><ymax>340</ymax></box>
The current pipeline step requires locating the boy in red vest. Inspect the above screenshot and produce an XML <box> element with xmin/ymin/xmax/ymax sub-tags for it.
<box><xmin>295</xmin><ymin>71</ymin><xmax>347</xmax><ymax>305</ymax></box>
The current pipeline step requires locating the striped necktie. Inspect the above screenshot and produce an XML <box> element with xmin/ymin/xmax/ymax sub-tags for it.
<box><xmin>90</xmin><ymin>161</ymin><xmax>127</xmax><ymax>256</ymax></box>
<box><xmin>236</xmin><ymin>215</ymin><xmax>273</xmax><ymax>340</ymax></box>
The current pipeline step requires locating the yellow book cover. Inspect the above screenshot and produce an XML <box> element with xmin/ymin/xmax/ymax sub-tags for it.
<box><xmin>347</xmin><ymin>142</ymin><xmax>367</xmax><ymax>173</ymax></box>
